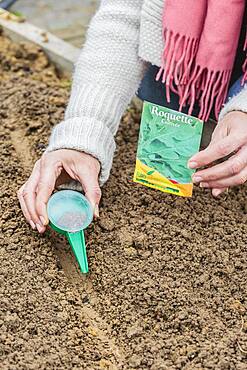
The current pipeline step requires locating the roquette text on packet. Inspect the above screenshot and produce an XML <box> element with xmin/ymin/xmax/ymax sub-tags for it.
<box><xmin>133</xmin><ymin>101</ymin><xmax>203</xmax><ymax>197</ymax></box>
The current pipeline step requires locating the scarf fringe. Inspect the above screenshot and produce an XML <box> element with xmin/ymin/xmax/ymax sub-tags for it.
<box><xmin>156</xmin><ymin>29</ymin><xmax>199</xmax><ymax>103</ymax></box>
<box><xmin>179</xmin><ymin>67</ymin><xmax>232</xmax><ymax>121</ymax></box>
<box><xmin>156</xmin><ymin>29</ymin><xmax>232</xmax><ymax>122</ymax></box>
<box><xmin>242</xmin><ymin>36</ymin><xmax>247</xmax><ymax>85</ymax></box>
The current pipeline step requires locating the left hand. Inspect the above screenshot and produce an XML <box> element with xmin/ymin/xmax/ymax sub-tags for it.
<box><xmin>188</xmin><ymin>111</ymin><xmax>247</xmax><ymax>197</ymax></box>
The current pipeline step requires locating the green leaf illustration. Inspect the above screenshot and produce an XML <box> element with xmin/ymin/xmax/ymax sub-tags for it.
<box><xmin>137</xmin><ymin>102</ymin><xmax>203</xmax><ymax>185</ymax></box>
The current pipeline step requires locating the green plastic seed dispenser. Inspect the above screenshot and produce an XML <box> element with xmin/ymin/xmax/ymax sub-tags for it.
<box><xmin>47</xmin><ymin>190</ymin><xmax>93</xmax><ymax>274</ymax></box>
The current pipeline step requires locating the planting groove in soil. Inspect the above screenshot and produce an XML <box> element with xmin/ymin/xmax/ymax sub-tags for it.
<box><xmin>0</xmin><ymin>33</ymin><xmax>247</xmax><ymax>370</ymax></box>
<box><xmin>10</xmin><ymin>128</ymin><xmax>126</xmax><ymax>368</ymax></box>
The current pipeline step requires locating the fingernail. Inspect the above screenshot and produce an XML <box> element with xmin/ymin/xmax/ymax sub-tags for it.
<box><xmin>94</xmin><ymin>204</ymin><xmax>99</xmax><ymax>218</ymax></box>
<box><xmin>212</xmin><ymin>189</ymin><xmax>222</xmax><ymax>197</ymax></box>
<box><xmin>36</xmin><ymin>223</ymin><xmax>44</xmax><ymax>233</ymax></box>
<box><xmin>40</xmin><ymin>216</ymin><xmax>48</xmax><ymax>226</ymax></box>
<box><xmin>200</xmin><ymin>182</ymin><xmax>209</xmax><ymax>188</ymax></box>
<box><xmin>188</xmin><ymin>161</ymin><xmax>198</xmax><ymax>169</ymax></box>
<box><xmin>192</xmin><ymin>176</ymin><xmax>203</xmax><ymax>184</ymax></box>
<box><xmin>30</xmin><ymin>220</ymin><xmax>36</xmax><ymax>230</ymax></box>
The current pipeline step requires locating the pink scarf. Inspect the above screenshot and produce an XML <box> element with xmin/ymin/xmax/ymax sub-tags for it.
<box><xmin>157</xmin><ymin>0</ymin><xmax>246</xmax><ymax>121</ymax></box>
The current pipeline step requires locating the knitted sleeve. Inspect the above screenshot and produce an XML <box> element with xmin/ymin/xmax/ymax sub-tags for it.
<box><xmin>219</xmin><ymin>84</ymin><xmax>247</xmax><ymax>121</ymax></box>
<box><xmin>46</xmin><ymin>0</ymin><xmax>145</xmax><ymax>185</ymax></box>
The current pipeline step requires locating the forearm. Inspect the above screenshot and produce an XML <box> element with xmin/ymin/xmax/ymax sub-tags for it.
<box><xmin>47</xmin><ymin>0</ymin><xmax>146</xmax><ymax>184</ymax></box>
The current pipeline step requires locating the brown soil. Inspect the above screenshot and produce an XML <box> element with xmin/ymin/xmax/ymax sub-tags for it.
<box><xmin>0</xmin><ymin>32</ymin><xmax>247</xmax><ymax>370</ymax></box>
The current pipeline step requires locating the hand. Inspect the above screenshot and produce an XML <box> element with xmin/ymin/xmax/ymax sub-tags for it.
<box><xmin>17</xmin><ymin>149</ymin><xmax>101</xmax><ymax>233</ymax></box>
<box><xmin>188</xmin><ymin>111</ymin><xmax>247</xmax><ymax>197</ymax></box>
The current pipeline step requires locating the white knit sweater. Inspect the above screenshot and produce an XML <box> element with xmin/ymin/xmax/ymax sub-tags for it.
<box><xmin>47</xmin><ymin>0</ymin><xmax>247</xmax><ymax>185</ymax></box>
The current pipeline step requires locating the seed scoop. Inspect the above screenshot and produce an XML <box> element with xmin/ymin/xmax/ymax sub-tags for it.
<box><xmin>47</xmin><ymin>190</ymin><xmax>93</xmax><ymax>274</ymax></box>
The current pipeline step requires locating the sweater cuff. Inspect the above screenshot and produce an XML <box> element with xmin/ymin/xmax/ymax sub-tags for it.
<box><xmin>219</xmin><ymin>85</ymin><xmax>247</xmax><ymax>121</ymax></box>
<box><xmin>46</xmin><ymin>117</ymin><xmax>116</xmax><ymax>185</ymax></box>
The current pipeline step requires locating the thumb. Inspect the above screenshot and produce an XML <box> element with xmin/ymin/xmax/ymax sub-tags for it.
<box><xmin>76</xmin><ymin>167</ymin><xmax>101</xmax><ymax>218</ymax></box>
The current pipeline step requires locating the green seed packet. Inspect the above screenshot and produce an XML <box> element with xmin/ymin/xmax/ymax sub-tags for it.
<box><xmin>133</xmin><ymin>101</ymin><xmax>203</xmax><ymax>197</ymax></box>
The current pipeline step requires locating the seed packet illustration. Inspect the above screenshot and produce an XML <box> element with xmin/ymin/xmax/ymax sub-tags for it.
<box><xmin>133</xmin><ymin>102</ymin><xmax>203</xmax><ymax>197</ymax></box>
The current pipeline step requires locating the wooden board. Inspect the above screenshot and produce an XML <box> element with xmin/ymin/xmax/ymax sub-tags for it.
<box><xmin>0</xmin><ymin>9</ymin><xmax>80</xmax><ymax>74</ymax></box>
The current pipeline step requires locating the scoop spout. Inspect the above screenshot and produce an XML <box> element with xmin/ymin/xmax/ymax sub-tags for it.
<box><xmin>66</xmin><ymin>231</ymin><xmax>88</xmax><ymax>274</ymax></box>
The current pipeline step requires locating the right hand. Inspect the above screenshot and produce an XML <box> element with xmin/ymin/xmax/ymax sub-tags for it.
<box><xmin>17</xmin><ymin>149</ymin><xmax>101</xmax><ymax>233</ymax></box>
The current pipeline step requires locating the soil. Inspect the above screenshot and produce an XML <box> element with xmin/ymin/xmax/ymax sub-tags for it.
<box><xmin>0</xmin><ymin>31</ymin><xmax>247</xmax><ymax>370</ymax></box>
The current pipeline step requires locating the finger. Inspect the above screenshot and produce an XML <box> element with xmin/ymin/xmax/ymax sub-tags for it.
<box><xmin>76</xmin><ymin>165</ymin><xmax>101</xmax><ymax>218</ymax></box>
<box><xmin>200</xmin><ymin>168</ymin><xmax>247</xmax><ymax>189</ymax></box>
<box><xmin>188</xmin><ymin>135</ymin><xmax>243</xmax><ymax>169</ymax></box>
<box><xmin>36</xmin><ymin>157</ymin><xmax>63</xmax><ymax>228</ymax></box>
<box><xmin>17</xmin><ymin>185</ymin><xmax>35</xmax><ymax>229</ymax></box>
<box><xmin>212</xmin><ymin>188</ymin><xmax>228</xmax><ymax>197</ymax></box>
<box><xmin>192</xmin><ymin>146</ymin><xmax>247</xmax><ymax>183</ymax></box>
<box><xmin>20</xmin><ymin>162</ymin><xmax>43</xmax><ymax>230</ymax></box>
